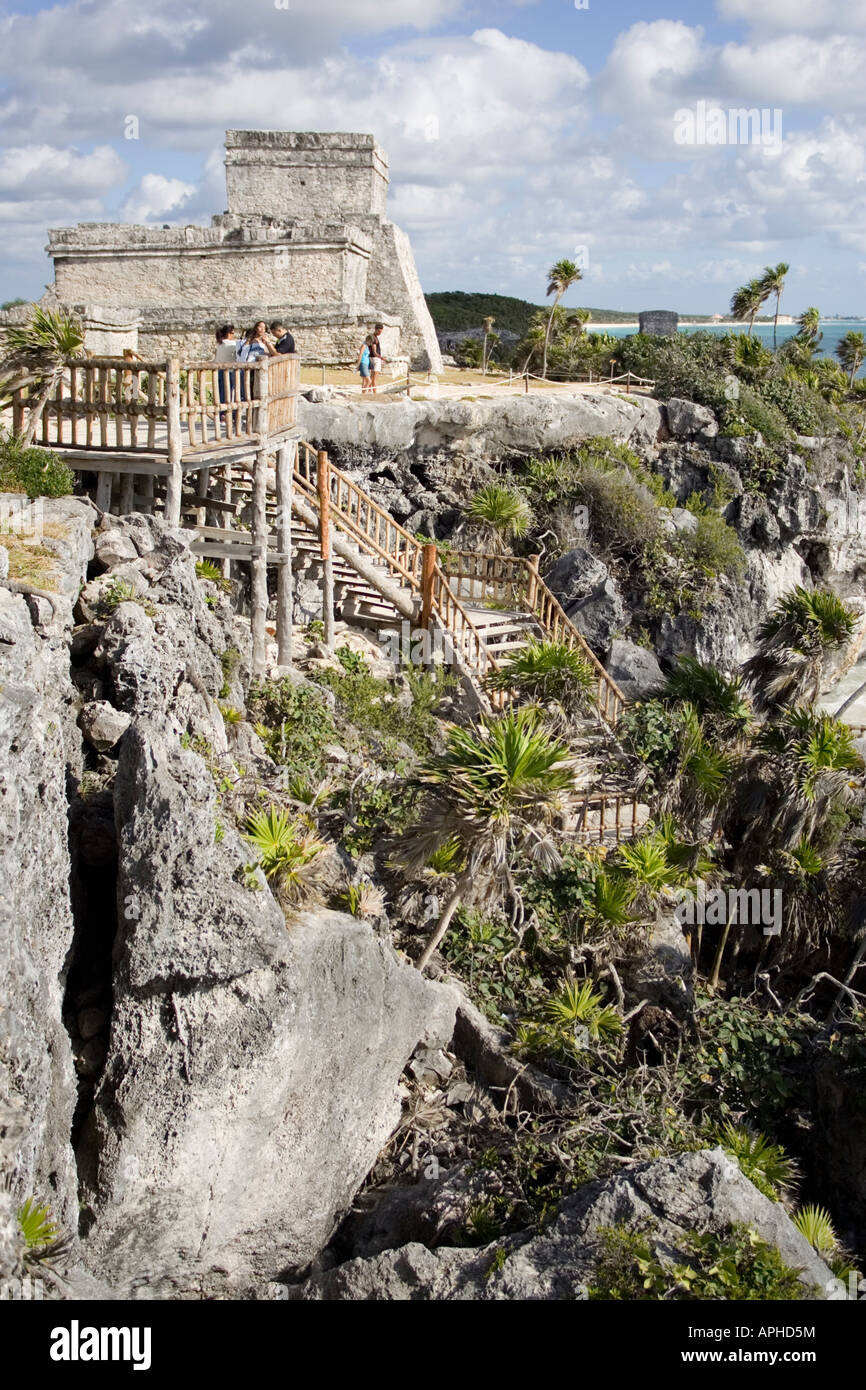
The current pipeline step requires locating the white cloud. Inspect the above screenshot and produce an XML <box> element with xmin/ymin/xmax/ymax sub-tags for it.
<box><xmin>120</xmin><ymin>173</ymin><xmax>196</xmax><ymax>223</ymax></box>
<box><xmin>716</xmin><ymin>0</ymin><xmax>866</xmax><ymax>34</ymax></box>
<box><xmin>0</xmin><ymin>144</ymin><xmax>126</xmax><ymax>197</ymax></box>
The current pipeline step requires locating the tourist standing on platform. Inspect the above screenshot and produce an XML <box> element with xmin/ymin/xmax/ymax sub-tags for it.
<box><xmin>215</xmin><ymin>324</ymin><xmax>237</xmax><ymax>415</ymax></box>
<box><xmin>270</xmin><ymin>321</ymin><xmax>296</xmax><ymax>355</ymax></box>
<box><xmin>369</xmin><ymin>322</ymin><xmax>387</xmax><ymax>393</ymax></box>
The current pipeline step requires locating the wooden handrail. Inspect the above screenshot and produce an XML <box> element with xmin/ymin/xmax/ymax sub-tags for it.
<box><xmin>294</xmin><ymin>441</ymin><xmax>504</xmax><ymax>696</ymax></box>
<box><xmin>438</xmin><ymin>546</ymin><xmax>627</xmax><ymax>725</ymax></box>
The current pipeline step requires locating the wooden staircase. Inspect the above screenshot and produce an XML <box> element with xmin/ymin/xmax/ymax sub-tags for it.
<box><xmin>191</xmin><ymin>440</ymin><xmax>628</xmax><ymax>726</ymax></box>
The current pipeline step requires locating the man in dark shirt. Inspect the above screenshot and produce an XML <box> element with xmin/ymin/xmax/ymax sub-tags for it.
<box><xmin>270</xmin><ymin>321</ymin><xmax>296</xmax><ymax>354</ymax></box>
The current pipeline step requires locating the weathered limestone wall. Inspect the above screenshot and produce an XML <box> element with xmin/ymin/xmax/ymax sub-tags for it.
<box><xmin>225</xmin><ymin>130</ymin><xmax>389</xmax><ymax>220</ymax></box>
<box><xmin>52</xmin><ymin>226</ymin><xmax>367</xmax><ymax>312</ymax></box>
<box><xmin>366</xmin><ymin>222</ymin><xmax>443</xmax><ymax>371</ymax></box>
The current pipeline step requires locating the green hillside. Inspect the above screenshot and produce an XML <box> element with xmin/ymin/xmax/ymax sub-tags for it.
<box><xmin>425</xmin><ymin>292</ymin><xmax>642</xmax><ymax>334</ymax></box>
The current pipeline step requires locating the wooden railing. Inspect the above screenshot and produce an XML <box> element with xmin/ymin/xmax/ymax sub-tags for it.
<box><xmin>573</xmin><ymin>791</ymin><xmax>647</xmax><ymax>845</ymax></box>
<box><xmin>439</xmin><ymin>549</ymin><xmax>627</xmax><ymax>725</ymax></box>
<box><xmin>14</xmin><ymin>352</ymin><xmax>299</xmax><ymax>454</ymax></box>
<box><xmin>294</xmin><ymin>443</ymin><xmax>502</xmax><ymax>698</ymax></box>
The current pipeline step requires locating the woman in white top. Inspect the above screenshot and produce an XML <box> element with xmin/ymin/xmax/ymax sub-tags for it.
<box><xmin>215</xmin><ymin>324</ymin><xmax>237</xmax><ymax>413</ymax></box>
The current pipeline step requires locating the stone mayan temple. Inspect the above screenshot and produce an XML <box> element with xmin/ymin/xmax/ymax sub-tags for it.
<box><xmin>43</xmin><ymin>131</ymin><xmax>442</xmax><ymax>370</ymax></box>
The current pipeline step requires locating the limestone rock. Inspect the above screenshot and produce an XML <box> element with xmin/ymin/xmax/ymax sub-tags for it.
<box><xmin>79</xmin><ymin>723</ymin><xmax>459</xmax><ymax>1291</ymax></box>
<box><xmin>290</xmin><ymin>1150</ymin><xmax>833</xmax><ymax>1300</ymax></box>
<box><xmin>78</xmin><ymin>700</ymin><xmax>131</xmax><ymax>751</ymax></box>
<box><xmin>665</xmin><ymin>398</ymin><xmax>718</xmax><ymax>439</ymax></box>
<box><xmin>544</xmin><ymin>548</ymin><xmax>626</xmax><ymax>655</ymax></box>
<box><xmin>606</xmin><ymin>639</ymin><xmax>664</xmax><ymax>700</ymax></box>
<box><xmin>0</xmin><ymin>545</ymin><xmax>8</xmax><ymax>580</ymax></box>
<box><xmin>94</xmin><ymin>529</ymin><xmax>138</xmax><ymax>570</ymax></box>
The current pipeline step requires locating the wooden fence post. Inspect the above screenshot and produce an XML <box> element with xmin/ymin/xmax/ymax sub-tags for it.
<box><xmin>275</xmin><ymin>441</ymin><xmax>294</xmax><ymax>667</ymax></box>
<box><xmin>165</xmin><ymin>358</ymin><xmax>183</xmax><ymax>525</ymax></box>
<box><xmin>524</xmin><ymin>372</ymin><xmax>529</xmax><ymax>394</ymax></box>
<box><xmin>420</xmin><ymin>541</ymin><xmax>437</xmax><ymax>631</ymax></box>
<box><xmin>317</xmin><ymin>449</ymin><xmax>335</xmax><ymax>651</ymax></box>
<box><xmin>251</xmin><ymin>359</ymin><xmax>270</xmax><ymax>676</ymax></box>
<box><xmin>526</xmin><ymin>554</ymin><xmax>541</xmax><ymax>611</ymax></box>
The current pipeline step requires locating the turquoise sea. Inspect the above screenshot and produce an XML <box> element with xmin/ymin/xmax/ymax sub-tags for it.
<box><xmin>599</xmin><ymin>320</ymin><xmax>866</xmax><ymax>378</ymax></box>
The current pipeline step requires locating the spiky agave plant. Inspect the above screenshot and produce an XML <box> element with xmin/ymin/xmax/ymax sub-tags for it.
<box><xmin>487</xmin><ymin>638</ymin><xmax>595</xmax><ymax>717</ymax></box>
<box><xmin>743</xmin><ymin>587</ymin><xmax>857</xmax><ymax>714</ymax></box>
<box><xmin>397</xmin><ymin>707</ymin><xmax>577</xmax><ymax>972</ymax></box>
<box><xmin>467</xmin><ymin>483</ymin><xmax>531</xmax><ymax>545</ymax></box>
<box><xmin>244</xmin><ymin>805</ymin><xmax>327</xmax><ymax>906</ymax></box>
<box><xmin>1</xmin><ymin>305</ymin><xmax>84</xmax><ymax>443</ymax></box>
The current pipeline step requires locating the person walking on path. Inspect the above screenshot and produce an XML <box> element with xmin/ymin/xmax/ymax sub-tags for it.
<box><xmin>356</xmin><ymin>335</ymin><xmax>374</xmax><ymax>393</ymax></box>
<box><xmin>215</xmin><ymin>323</ymin><xmax>237</xmax><ymax>418</ymax></box>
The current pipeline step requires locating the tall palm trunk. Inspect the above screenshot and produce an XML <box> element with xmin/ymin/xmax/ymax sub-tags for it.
<box><xmin>416</xmin><ymin>877</ymin><xmax>466</xmax><ymax>973</ymax></box>
<box><xmin>23</xmin><ymin>371</ymin><xmax>61</xmax><ymax>445</ymax></box>
<box><xmin>542</xmin><ymin>295</ymin><xmax>562</xmax><ymax>380</ymax></box>
<box><xmin>709</xmin><ymin>912</ymin><xmax>735</xmax><ymax>990</ymax></box>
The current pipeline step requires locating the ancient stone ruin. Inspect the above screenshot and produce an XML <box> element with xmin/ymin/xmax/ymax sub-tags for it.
<box><xmin>43</xmin><ymin>131</ymin><xmax>443</xmax><ymax>370</ymax></box>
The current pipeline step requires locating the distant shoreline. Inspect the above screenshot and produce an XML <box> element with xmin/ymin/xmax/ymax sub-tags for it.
<box><xmin>584</xmin><ymin>319</ymin><xmax>866</xmax><ymax>332</ymax></box>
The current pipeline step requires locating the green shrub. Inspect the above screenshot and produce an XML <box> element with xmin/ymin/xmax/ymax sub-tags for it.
<box><xmin>248</xmin><ymin>677</ymin><xmax>336</xmax><ymax>779</ymax></box>
<box><xmin>588</xmin><ymin>1223</ymin><xmax>806</xmax><ymax>1301</ymax></box>
<box><xmin>684</xmin><ymin>509</ymin><xmax>747</xmax><ymax>581</ymax></box>
<box><xmin>0</xmin><ymin>433</ymin><xmax>74</xmax><ymax>498</ymax></box>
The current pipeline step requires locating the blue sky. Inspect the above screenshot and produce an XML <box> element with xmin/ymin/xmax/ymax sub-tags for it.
<box><xmin>1</xmin><ymin>0</ymin><xmax>865</xmax><ymax>314</ymax></box>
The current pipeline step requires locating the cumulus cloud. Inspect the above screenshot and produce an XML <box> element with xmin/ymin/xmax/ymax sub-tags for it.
<box><xmin>120</xmin><ymin>173</ymin><xmax>197</xmax><ymax>223</ymax></box>
<box><xmin>0</xmin><ymin>144</ymin><xmax>126</xmax><ymax>198</ymax></box>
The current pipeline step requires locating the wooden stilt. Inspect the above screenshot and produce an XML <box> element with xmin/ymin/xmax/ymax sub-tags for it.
<box><xmin>251</xmin><ymin>360</ymin><xmax>271</xmax><ymax>676</ymax></box>
<box><xmin>95</xmin><ymin>472</ymin><xmax>112</xmax><ymax>513</ymax></box>
<box><xmin>421</xmin><ymin>541</ymin><xmax>437</xmax><ymax>631</ymax></box>
<box><xmin>165</xmin><ymin>358</ymin><xmax>183</xmax><ymax>525</ymax></box>
<box><xmin>317</xmin><ymin>449</ymin><xmax>335</xmax><ymax>651</ymax></box>
<box><xmin>221</xmin><ymin>461</ymin><xmax>233</xmax><ymax>582</ymax></box>
<box><xmin>119</xmin><ymin>472</ymin><xmax>135</xmax><ymax>514</ymax></box>
<box><xmin>275</xmin><ymin>441</ymin><xmax>294</xmax><ymax>666</ymax></box>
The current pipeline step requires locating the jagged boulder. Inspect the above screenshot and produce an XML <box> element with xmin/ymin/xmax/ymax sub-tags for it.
<box><xmin>544</xmin><ymin>548</ymin><xmax>627</xmax><ymax>655</ymax></box>
<box><xmin>606</xmin><ymin>639</ymin><xmax>664</xmax><ymax>700</ymax></box>
<box><xmin>665</xmin><ymin>398</ymin><xmax>718</xmax><ymax>439</ymax></box>
<box><xmin>289</xmin><ymin>1149</ymin><xmax>833</xmax><ymax>1300</ymax></box>
<box><xmin>79</xmin><ymin>724</ymin><xmax>459</xmax><ymax>1294</ymax></box>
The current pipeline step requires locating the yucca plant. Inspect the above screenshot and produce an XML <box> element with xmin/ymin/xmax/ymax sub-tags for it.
<box><xmin>1</xmin><ymin>305</ymin><xmax>84</xmax><ymax>443</ymax></box>
<box><xmin>195</xmin><ymin>559</ymin><xmax>231</xmax><ymax>591</ymax></box>
<box><xmin>584</xmin><ymin>869</ymin><xmax>635</xmax><ymax>933</ymax></box>
<box><xmin>243</xmin><ymin>805</ymin><xmax>327</xmax><ymax>906</ymax></box>
<box><xmin>487</xmin><ymin>638</ymin><xmax>595</xmax><ymax>718</ymax></box>
<box><xmin>467</xmin><ymin>483</ymin><xmax>531</xmax><ymax>545</ymax></box>
<box><xmin>425</xmin><ymin>837</ymin><xmax>466</xmax><ymax>876</ymax></box>
<box><xmin>219</xmin><ymin>703</ymin><xmax>243</xmax><ymax>725</ymax></box>
<box><xmin>544</xmin><ymin>977</ymin><xmax>622</xmax><ymax>1041</ymax></box>
<box><xmin>17</xmin><ymin>1198</ymin><xmax>59</xmax><ymax>1251</ymax></box>
<box><xmin>340</xmin><ymin>879</ymin><xmax>387</xmax><ymax>920</ymax></box>
<box><xmin>397</xmin><ymin>707</ymin><xmax>577</xmax><ymax>971</ymax></box>
<box><xmin>661</xmin><ymin>656</ymin><xmax>751</xmax><ymax>739</ymax></box>
<box><xmin>743</xmin><ymin>587</ymin><xmax>857</xmax><ymax>713</ymax></box>
<box><xmin>793</xmin><ymin>1205</ymin><xmax>838</xmax><ymax>1255</ymax></box>
<box><xmin>712</xmin><ymin>1122</ymin><xmax>799</xmax><ymax>1200</ymax></box>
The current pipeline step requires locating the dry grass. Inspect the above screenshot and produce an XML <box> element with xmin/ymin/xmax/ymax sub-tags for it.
<box><xmin>0</xmin><ymin>531</ymin><xmax>59</xmax><ymax>588</ymax></box>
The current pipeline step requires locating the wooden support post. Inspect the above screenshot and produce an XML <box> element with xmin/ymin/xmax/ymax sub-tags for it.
<box><xmin>251</xmin><ymin>359</ymin><xmax>270</xmax><ymax>676</ymax></box>
<box><xmin>95</xmin><ymin>471</ymin><xmax>112</xmax><ymax>513</ymax></box>
<box><xmin>165</xmin><ymin>358</ymin><xmax>183</xmax><ymax>525</ymax></box>
<box><xmin>276</xmin><ymin>441</ymin><xmax>294</xmax><ymax>667</ymax></box>
<box><xmin>321</xmin><ymin>363</ymin><xmax>326</xmax><ymax>385</ymax></box>
<box><xmin>119</xmin><ymin>472</ymin><xmax>135</xmax><ymax>514</ymax></box>
<box><xmin>317</xmin><ymin>449</ymin><xmax>335</xmax><ymax>651</ymax></box>
<box><xmin>405</xmin><ymin>373</ymin><xmax>411</xmax><ymax>397</ymax></box>
<box><xmin>526</xmin><ymin>554</ymin><xmax>541</xmax><ymax>611</ymax></box>
<box><xmin>420</xmin><ymin>541</ymin><xmax>437</xmax><ymax>632</ymax></box>
<box><xmin>221</xmin><ymin>461</ymin><xmax>233</xmax><ymax>581</ymax></box>
<box><xmin>141</xmin><ymin>474</ymin><xmax>155</xmax><ymax>515</ymax></box>
<box><xmin>524</xmin><ymin>371</ymin><xmax>529</xmax><ymax>393</ymax></box>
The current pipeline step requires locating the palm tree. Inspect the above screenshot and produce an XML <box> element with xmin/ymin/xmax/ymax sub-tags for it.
<box><xmin>796</xmin><ymin>306</ymin><xmax>822</xmax><ymax>346</ymax></box>
<box><xmin>0</xmin><ymin>305</ymin><xmax>84</xmax><ymax>443</ymax></box>
<box><xmin>730</xmin><ymin>279</ymin><xmax>769</xmax><ymax>337</ymax></box>
<box><xmin>759</xmin><ymin>263</ymin><xmax>789</xmax><ymax>349</ymax></box>
<box><xmin>836</xmin><ymin>330</ymin><xmax>866</xmax><ymax>387</ymax></box>
<box><xmin>481</xmin><ymin>316</ymin><xmax>495</xmax><ymax>375</ymax></box>
<box><xmin>742</xmin><ymin>587</ymin><xmax>858</xmax><ymax>715</ymax></box>
<box><xmin>397</xmin><ymin>708</ymin><xmax>578</xmax><ymax>972</ymax></box>
<box><xmin>542</xmin><ymin>259</ymin><xmax>582</xmax><ymax>379</ymax></box>
<box><xmin>466</xmin><ymin>482</ymin><xmax>532</xmax><ymax>550</ymax></box>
